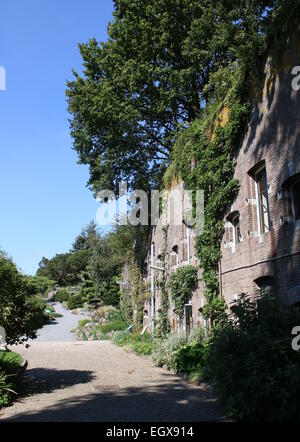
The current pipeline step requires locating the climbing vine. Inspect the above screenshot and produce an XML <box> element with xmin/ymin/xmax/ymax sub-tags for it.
<box><xmin>155</xmin><ymin>225</ymin><xmax>171</xmax><ymax>338</ymax></box>
<box><xmin>170</xmin><ymin>60</ymin><xmax>260</xmax><ymax>323</ymax></box>
<box><xmin>168</xmin><ymin>265</ymin><xmax>198</xmax><ymax>322</ymax></box>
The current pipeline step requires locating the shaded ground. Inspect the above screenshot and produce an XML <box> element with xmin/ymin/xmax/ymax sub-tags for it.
<box><xmin>0</xmin><ymin>341</ymin><xmax>225</xmax><ymax>422</ymax></box>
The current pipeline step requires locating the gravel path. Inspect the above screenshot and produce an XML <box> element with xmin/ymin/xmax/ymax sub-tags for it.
<box><xmin>0</xmin><ymin>341</ymin><xmax>225</xmax><ymax>422</ymax></box>
<box><xmin>31</xmin><ymin>303</ymin><xmax>85</xmax><ymax>342</ymax></box>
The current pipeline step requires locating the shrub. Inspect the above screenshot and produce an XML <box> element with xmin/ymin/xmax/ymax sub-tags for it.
<box><xmin>0</xmin><ymin>257</ymin><xmax>47</xmax><ymax>344</ymax></box>
<box><xmin>152</xmin><ymin>331</ymin><xmax>188</xmax><ymax>369</ymax></box>
<box><xmin>132</xmin><ymin>340</ymin><xmax>153</xmax><ymax>356</ymax></box>
<box><xmin>0</xmin><ymin>350</ymin><xmax>22</xmax><ymax>407</ymax></box>
<box><xmin>100</xmin><ymin>320</ymin><xmax>128</xmax><ymax>334</ymax></box>
<box><xmin>78</xmin><ymin>319</ymin><xmax>91</xmax><ymax>328</ymax></box>
<box><xmin>174</xmin><ymin>342</ymin><xmax>209</xmax><ymax>376</ymax></box>
<box><xmin>0</xmin><ymin>369</ymin><xmax>15</xmax><ymax>407</ymax></box>
<box><xmin>91</xmin><ymin>305</ymin><xmax>119</xmax><ymax>323</ymax></box>
<box><xmin>55</xmin><ymin>289</ymin><xmax>70</xmax><ymax>303</ymax></box>
<box><xmin>67</xmin><ymin>293</ymin><xmax>84</xmax><ymax>310</ymax></box>
<box><xmin>206</xmin><ymin>293</ymin><xmax>300</xmax><ymax>422</ymax></box>
<box><xmin>113</xmin><ymin>330</ymin><xmax>131</xmax><ymax>347</ymax></box>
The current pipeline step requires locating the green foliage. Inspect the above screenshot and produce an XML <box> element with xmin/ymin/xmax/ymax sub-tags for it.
<box><xmin>37</xmin><ymin>249</ymin><xmax>90</xmax><ymax>286</ymax></box>
<box><xmin>25</xmin><ymin>276</ymin><xmax>55</xmax><ymax>296</ymax></box>
<box><xmin>24</xmin><ymin>295</ymin><xmax>48</xmax><ymax>330</ymax></box>
<box><xmin>71</xmin><ymin>221</ymin><xmax>98</xmax><ymax>252</ymax></box>
<box><xmin>112</xmin><ymin>330</ymin><xmax>153</xmax><ymax>355</ymax></box>
<box><xmin>174</xmin><ymin>342</ymin><xmax>208</xmax><ymax>376</ymax></box>
<box><xmin>130</xmin><ymin>332</ymin><xmax>153</xmax><ymax>355</ymax></box>
<box><xmin>112</xmin><ymin>330</ymin><xmax>131</xmax><ymax>347</ymax></box>
<box><xmin>100</xmin><ymin>320</ymin><xmax>128</xmax><ymax>334</ymax></box>
<box><xmin>0</xmin><ymin>350</ymin><xmax>22</xmax><ymax>407</ymax></box>
<box><xmin>132</xmin><ymin>340</ymin><xmax>153</xmax><ymax>356</ymax></box>
<box><xmin>67</xmin><ymin>294</ymin><xmax>85</xmax><ymax>310</ymax></box>
<box><xmin>66</xmin><ymin>0</ymin><xmax>277</xmax><ymax>194</ymax></box>
<box><xmin>0</xmin><ymin>257</ymin><xmax>47</xmax><ymax>345</ymax></box>
<box><xmin>99</xmin><ymin>279</ymin><xmax>120</xmax><ymax>307</ymax></box>
<box><xmin>168</xmin><ymin>266</ymin><xmax>197</xmax><ymax>320</ymax></box>
<box><xmin>151</xmin><ymin>331</ymin><xmax>189</xmax><ymax>370</ymax></box>
<box><xmin>205</xmin><ymin>293</ymin><xmax>300</xmax><ymax>422</ymax></box>
<box><xmin>0</xmin><ymin>369</ymin><xmax>16</xmax><ymax>407</ymax></box>
<box><xmin>55</xmin><ymin>289</ymin><xmax>70</xmax><ymax>303</ymax></box>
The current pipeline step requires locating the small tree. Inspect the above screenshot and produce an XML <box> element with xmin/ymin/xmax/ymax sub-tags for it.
<box><xmin>0</xmin><ymin>257</ymin><xmax>43</xmax><ymax>345</ymax></box>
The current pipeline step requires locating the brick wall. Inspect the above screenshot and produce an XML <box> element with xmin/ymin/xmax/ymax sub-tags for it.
<box><xmin>221</xmin><ymin>40</ymin><xmax>300</xmax><ymax>308</ymax></box>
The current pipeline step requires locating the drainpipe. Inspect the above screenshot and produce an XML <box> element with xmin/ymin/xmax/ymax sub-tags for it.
<box><xmin>150</xmin><ymin>242</ymin><xmax>155</xmax><ymax>334</ymax></box>
<box><xmin>218</xmin><ymin>260</ymin><xmax>223</xmax><ymax>299</ymax></box>
<box><xmin>187</xmin><ymin>227</ymin><xmax>190</xmax><ymax>264</ymax></box>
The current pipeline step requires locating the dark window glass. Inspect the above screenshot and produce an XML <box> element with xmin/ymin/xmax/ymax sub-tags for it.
<box><xmin>232</xmin><ymin>215</ymin><xmax>241</xmax><ymax>243</ymax></box>
<box><xmin>256</xmin><ymin>168</ymin><xmax>270</xmax><ymax>233</ymax></box>
<box><xmin>292</xmin><ymin>180</ymin><xmax>300</xmax><ymax>220</ymax></box>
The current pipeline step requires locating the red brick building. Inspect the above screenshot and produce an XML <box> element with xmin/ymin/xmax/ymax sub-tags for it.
<box><xmin>124</xmin><ymin>40</ymin><xmax>300</xmax><ymax>333</ymax></box>
<box><xmin>221</xmin><ymin>44</ymin><xmax>300</xmax><ymax>309</ymax></box>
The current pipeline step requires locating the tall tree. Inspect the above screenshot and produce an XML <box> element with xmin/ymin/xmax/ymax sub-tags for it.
<box><xmin>67</xmin><ymin>0</ymin><xmax>275</xmax><ymax>195</ymax></box>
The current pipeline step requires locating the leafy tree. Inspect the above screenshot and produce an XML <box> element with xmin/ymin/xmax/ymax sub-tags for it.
<box><xmin>25</xmin><ymin>276</ymin><xmax>55</xmax><ymax>296</ymax></box>
<box><xmin>66</xmin><ymin>0</ymin><xmax>276</xmax><ymax>194</ymax></box>
<box><xmin>36</xmin><ymin>250</ymin><xmax>90</xmax><ymax>286</ymax></box>
<box><xmin>71</xmin><ymin>220</ymin><xmax>98</xmax><ymax>252</ymax></box>
<box><xmin>0</xmin><ymin>257</ymin><xmax>46</xmax><ymax>345</ymax></box>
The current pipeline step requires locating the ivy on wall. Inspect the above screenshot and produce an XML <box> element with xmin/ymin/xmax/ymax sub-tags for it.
<box><xmin>170</xmin><ymin>61</ymin><xmax>258</xmax><ymax>323</ymax></box>
<box><xmin>155</xmin><ymin>225</ymin><xmax>171</xmax><ymax>338</ymax></box>
<box><xmin>168</xmin><ymin>265</ymin><xmax>198</xmax><ymax>321</ymax></box>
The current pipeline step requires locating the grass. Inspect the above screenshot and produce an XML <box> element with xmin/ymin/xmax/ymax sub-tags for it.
<box><xmin>112</xmin><ymin>331</ymin><xmax>154</xmax><ymax>355</ymax></box>
<box><xmin>100</xmin><ymin>320</ymin><xmax>128</xmax><ymax>334</ymax></box>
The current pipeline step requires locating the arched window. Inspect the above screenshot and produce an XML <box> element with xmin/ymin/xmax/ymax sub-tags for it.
<box><xmin>254</xmin><ymin>276</ymin><xmax>274</xmax><ymax>295</ymax></box>
<box><xmin>225</xmin><ymin>211</ymin><xmax>242</xmax><ymax>251</ymax></box>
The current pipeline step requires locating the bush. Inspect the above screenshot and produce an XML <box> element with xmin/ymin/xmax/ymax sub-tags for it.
<box><xmin>67</xmin><ymin>293</ymin><xmax>84</xmax><ymax>310</ymax></box>
<box><xmin>91</xmin><ymin>305</ymin><xmax>119</xmax><ymax>323</ymax></box>
<box><xmin>112</xmin><ymin>330</ymin><xmax>131</xmax><ymax>347</ymax></box>
<box><xmin>100</xmin><ymin>320</ymin><xmax>127</xmax><ymax>334</ymax></box>
<box><xmin>0</xmin><ymin>350</ymin><xmax>22</xmax><ymax>407</ymax></box>
<box><xmin>55</xmin><ymin>289</ymin><xmax>70</xmax><ymax>303</ymax></box>
<box><xmin>174</xmin><ymin>342</ymin><xmax>209</xmax><ymax>376</ymax></box>
<box><xmin>0</xmin><ymin>369</ymin><xmax>15</xmax><ymax>407</ymax></box>
<box><xmin>206</xmin><ymin>293</ymin><xmax>300</xmax><ymax>422</ymax></box>
<box><xmin>132</xmin><ymin>340</ymin><xmax>153</xmax><ymax>356</ymax></box>
<box><xmin>0</xmin><ymin>257</ymin><xmax>47</xmax><ymax>344</ymax></box>
<box><xmin>152</xmin><ymin>331</ymin><xmax>188</xmax><ymax>370</ymax></box>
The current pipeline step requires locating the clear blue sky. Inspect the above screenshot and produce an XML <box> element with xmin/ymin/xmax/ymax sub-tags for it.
<box><xmin>0</xmin><ymin>0</ymin><xmax>114</xmax><ymax>275</ymax></box>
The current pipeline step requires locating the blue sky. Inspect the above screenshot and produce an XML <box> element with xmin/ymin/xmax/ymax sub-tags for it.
<box><xmin>0</xmin><ymin>0</ymin><xmax>114</xmax><ymax>275</ymax></box>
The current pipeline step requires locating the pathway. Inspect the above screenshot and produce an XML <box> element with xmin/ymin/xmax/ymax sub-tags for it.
<box><xmin>30</xmin><ymin>302</ymin><xmax>85</xmax><ymax>342</ymax></box>
<box><xmin>0</xmin><ymin>341</ymin><xmax>225</xmax><ymax>422</ymax></box>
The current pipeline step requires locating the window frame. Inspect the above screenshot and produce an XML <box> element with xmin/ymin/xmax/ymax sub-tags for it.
<box><xmin>232</xmin><ymin>213</ymin><xmax>242</xmax><ymax>246</ymax></box>
<box><xmin>254</xmin><ymin>165</ymin><xmax>271</xmax><ymax>235</ymax></box>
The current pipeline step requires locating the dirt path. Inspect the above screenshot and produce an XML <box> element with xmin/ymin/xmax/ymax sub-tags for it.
<box><xmin>0</xmin><ymin>341</ymin><xmax>225</xmax><ymax>422</ymax></box>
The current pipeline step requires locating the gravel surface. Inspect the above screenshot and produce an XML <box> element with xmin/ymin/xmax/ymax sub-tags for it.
<box><xmin>30</xmin><ymin>303</ymin><xmax>85</xmax><ymax>342</ymax></box>
<box><xmin>0</xmin><ymin>341</ymin><xmax>226</xmax><ymax>422</ymax></box>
